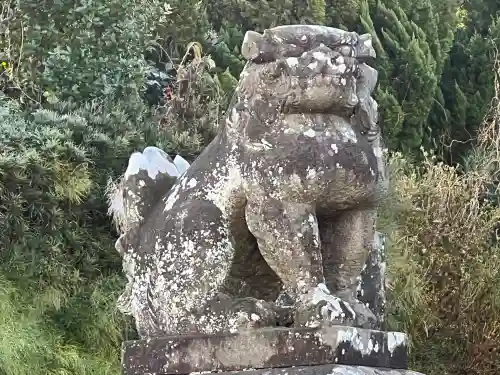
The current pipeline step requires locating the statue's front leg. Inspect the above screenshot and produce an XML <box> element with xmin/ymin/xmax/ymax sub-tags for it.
<box><xmin>245</xmin><ymin>196</ymin><xmax>323</xmax><ymax>301</ymax></box>
<box><xmin>320</xmin><ymin>208</ymin><xmax>378</xmax><ymax>328</ymax></box>
<box><xmin>245</xmin><ymin>196</ymin><xmax>356</xmax><ymax>327</ymax></box>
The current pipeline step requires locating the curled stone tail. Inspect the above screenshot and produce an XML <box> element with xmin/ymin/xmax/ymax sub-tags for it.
<box><xmin>106</xmin><ymin>146</ymin><xmax>190</xmax><ymax>234</ymax></box>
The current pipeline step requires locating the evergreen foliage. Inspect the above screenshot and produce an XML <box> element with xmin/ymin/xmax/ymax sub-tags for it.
<box><xmin>382</xmin><ymin>65</ymin><xmax>500</xmax><ymax>374</ymax></box>
<box><xmin>359</xmin><ymin>0</ymin><xmax>458</xmax><ymax>153</ymax></box>
<box><xmin>435</xmin><ymin>15</ymin><xmax>500</xmax><ymax>162</ymax></box>
<box><xmin>0</xmin><ymin>0</ymin><xmax>174</xmax><ymax>104</ymax></box>
<box><xmin>0</xmin><ymin>86</ymin><xmax>219</xmax><ymax>373</ymax></box>
<box><xmin>0</xmin><ymin>96</ymin><xmax>140</xmax><ymax>374</ymax></box>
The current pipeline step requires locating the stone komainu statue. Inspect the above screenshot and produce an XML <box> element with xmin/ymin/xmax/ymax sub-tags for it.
<box><xmin>109</xmin><ymin>25</ymin><xmax>388</xmax><ymax>338</ymax></box>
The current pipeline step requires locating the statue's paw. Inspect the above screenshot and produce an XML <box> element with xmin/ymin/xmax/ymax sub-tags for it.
<box><xmin>342</xmin><ymin>298</ymin><xmax>378</xmax><ymax>329</ymax></box>
<box><xmin>298</xmin><ymin>283</ymin><xmax>377</xmax><ymax>329</ymax></box>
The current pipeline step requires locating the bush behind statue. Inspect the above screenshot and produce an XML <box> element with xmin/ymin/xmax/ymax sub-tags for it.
<box><xmin>0</xmin><ymin>0</ymin><xmax>173</xmax><ymax>103</ymax></box>
<box><xmin>0</xmin><ymin>95</ymin><xmax>172</xmax><ymax>374</ymax></box>
<box><xmin>383</xmin><ymin>64</ymin><xmax>500</xmax><ymax>375</ymax></box>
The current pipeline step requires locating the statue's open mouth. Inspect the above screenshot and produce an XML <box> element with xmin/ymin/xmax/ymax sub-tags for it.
<box><xmin>264</xmin><ymin>60</ymin><xmax>359</xmax><ymax>114</ymax></box>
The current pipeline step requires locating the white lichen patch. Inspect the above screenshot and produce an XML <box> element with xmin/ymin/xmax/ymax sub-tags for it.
<box><xmin>163</xmin><ymin>183</ymin><xmax>181</xmax><ymax>212</ymax></box>
<box><xmin>387</xmin><ymin>331</ymin><xmax>407</xmax><ymax>354</ymax></box>
<box><xmin>304</xmin><ymin>129</ymin><xmax>316</xmax><ymax>137</ymax></box>
<box><xmin>306</xmin><ymin>168</ymin><xmax>317</xmax><ymax>180</ymax></box>
<box><xmin>312</xmin><ymin>51</ymin><xmax>329</xmax><ymax>62</ymax></box>
<box><xmin>333</xmin><ymin>63</ymin><xmax>347</xmax><ymax>74</ymax></box>
<box><xmin>335</xmin><ymin>327</ymin><xmax>377</xmax><ymax>357</ymax></box>
<box><xmin>187</xmin><ymin>178</ymin><xmax>197</xmax><ymax>188</ymax></box>
<box><xmin>286</xmin><ymin>57</ymin><xmax>299</xmax><ymax>67</ymax></box>
<box><xmin>308</xmin><ymin>61</ymin><xmax>318</xmax><ymax>70</ymax></box>
<box><xmin>356</xmin><ymin>281</ymin><xmax>364</xmax><ymax>297</ymax></box>
<box><xmin>250</xmin><ymin>313</ymin><xmax>260</xmax><ymax>321</ymax></box>
<box><xmin>247</xmin><ymin>142</ymin><xmax>272</xmax><ymax>151</ymax></box>
<box><xmin>336</xmin><ymin>121</ymin><xmax>358</xmax><ymax>143</ymax></box>
<box><xmin>204</xmin><ymin>152</ymin><xmax>242</xmax><ymax>216</ymax></box>
<box><xmin>261</xmin><ymin>138</ymin><xmax>273</xmax><ymax>148</ymax></box>
<box><xmin>231</xmin><ymin>107</ymin><xmax>240</xmax><ymax>125</ymax></box>
<box><xmin>373</xmin><ymin>145</ymin><xmax>383</xmax><ymax>158</ymax></box>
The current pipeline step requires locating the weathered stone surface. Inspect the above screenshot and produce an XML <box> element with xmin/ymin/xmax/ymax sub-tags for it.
<box><xmin>219</xmin><ymin>364</ymin><xmax>424</xmax><ymax>375</ymax></box>
<box><xmin>358</xmin><ymin>232</ymin><xmax>387</xmax><ymax>329</ymax></box>
<box><xmin>121</xmin><ymin>326</ymin><xmax>409</xmax><ymax>375</ymax></box>
<box><xmin>109</xmin><ymin>24</ymin><xmax>390</xmax><ymax>339</ymax></box>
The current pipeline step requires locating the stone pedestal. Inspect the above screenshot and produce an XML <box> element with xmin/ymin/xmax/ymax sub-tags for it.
<box><xmin>121</xmin><ymin>326</ymin><xmax>425</xmax><ymax>375</ymax></box>
<box><xmin>217</xmin><ymin>365</ymin><xmax>423</xmax><ymax>375</ymax></box>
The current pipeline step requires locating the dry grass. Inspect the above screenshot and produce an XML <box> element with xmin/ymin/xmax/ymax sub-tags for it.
<box><xmin>383</xmin><ymin>58</ymin><xmax>500</xmax><ymax>374</ymax></box>
<box><xmin>156</xmin><ymin>42</ymin><xmax>233</xmax><ymax>159</ymax></box>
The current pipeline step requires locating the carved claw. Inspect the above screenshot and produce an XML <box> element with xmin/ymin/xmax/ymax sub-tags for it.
<box><xmin>300</xmin><ymin>284</ymin><xmax>377</xmax><ymax>329</ymax></box>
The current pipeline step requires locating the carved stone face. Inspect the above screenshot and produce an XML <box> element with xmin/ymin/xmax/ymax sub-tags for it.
<box><xmin>238</xmin><ymin>44</ymin><xmax>360</xmax><ymax>115</ymax></box>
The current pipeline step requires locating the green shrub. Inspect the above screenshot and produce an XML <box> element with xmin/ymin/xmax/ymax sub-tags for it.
<box><xmin>0</xmin><ymin>95</ymin><xmax>173</xmax><ymax>374</ymax></box>
<box><xmin>156</xmin><ymin>44</ymin><xmax>235</xmax><ymax>159</ymax></box>
<box><xmin>0</xmin><ymin>0</ymin><xmax>171</xmax><ymax>104</ymax></box>
<box><xmin>0</xmin><ymin>39</ymin><xmax>228</xmax><ymax>368</ymax></box>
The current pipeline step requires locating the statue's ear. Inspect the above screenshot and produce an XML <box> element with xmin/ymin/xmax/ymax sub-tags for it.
<box><xmin>357</xmin><ymin>34</ymin><xmax>376</xmax><ymax>61</ymax></box>
<box><xmin>241</xmin><ymin>30</ymin><xmax>266</xmax><ymax>61</ymax></box>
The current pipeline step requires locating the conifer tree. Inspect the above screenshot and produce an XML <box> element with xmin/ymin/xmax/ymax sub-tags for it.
<box><xmin>435</xmin><ymin>14</ymin><xmax>500</xmax><ymax>160</ymax></box>
<box><xmin>309</xmin><ymin>0</ymin><xmax>327</xmax><ymax>24</ymax></box>
<box><xmin>360</xmin><ymin>0</ymin><xmax>459</xmax><ymax>153</ymax></box>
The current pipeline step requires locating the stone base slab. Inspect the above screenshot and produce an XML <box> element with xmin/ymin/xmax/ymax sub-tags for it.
<box><xmin>221</xmin><ymin>364</ymin><xmax>424</xmax><ymax>375</ymax></box>
<box><xmin>121</xmin><ymin>326</ymin><xmax>409</xmax><ymax>375</ymax></box>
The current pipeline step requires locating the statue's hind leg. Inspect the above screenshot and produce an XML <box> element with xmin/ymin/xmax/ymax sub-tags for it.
<box><xmin>132</xmin><ymin>199</ymin><xmax>278</xmax><ymax>337</ymax></box>
<box><xmin>245</xmin><ymin>196</ymin><xmax>377</xmax><ymax>328</ymax></box>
